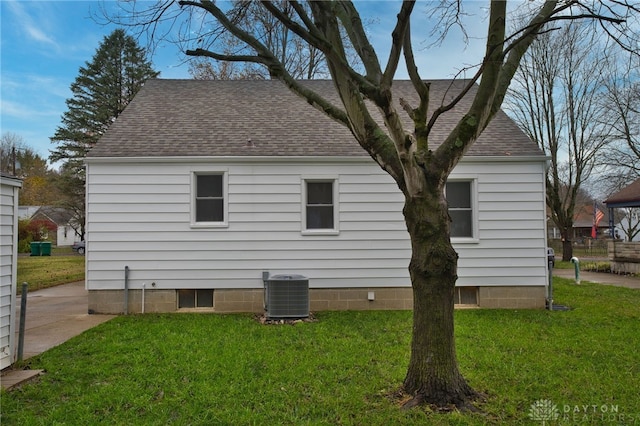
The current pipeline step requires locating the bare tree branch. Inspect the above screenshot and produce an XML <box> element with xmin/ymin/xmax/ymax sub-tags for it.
<box><xmin>381</xmin><ymin>1</ymin><xmax>415</xmax><ymax>88</ymax></box>
<box><xmin>402</xmin><ymin>19</ymin><xmax>430</xmax><ymax>153</ymax></box>
<box><xmin>334</xmin><ymin>1</ymin><xmax>383</xmax><ymax>83</ymax></box>
<box><xmin>261</xmin><ymin>1</ymin><xmax>377</xmax><ymax>94</ymax></box>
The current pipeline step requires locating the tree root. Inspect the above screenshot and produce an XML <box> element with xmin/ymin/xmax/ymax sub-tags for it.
<box><xmin>396</xmin><ymin>388</ymin><xmax>487</xmax><ymax>414</ymax></box>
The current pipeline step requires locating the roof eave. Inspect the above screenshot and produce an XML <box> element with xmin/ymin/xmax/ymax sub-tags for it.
<box><xmin>85</xmin><ymin>154</ymin><xmax>548</xmax><ymax>164</ymax></box>
<box><xmin>604</xmin><ymin>200</ymin><xmax>640</xmax><ymax>208</ymax></box>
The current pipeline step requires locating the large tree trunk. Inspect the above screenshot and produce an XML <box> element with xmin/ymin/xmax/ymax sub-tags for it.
<box><xmin>401</xmin><ymin>189</ymin><xmax>478</xmax><ymax>409</ymax></box>
<box><xmin>560</xmin><ymin>229</ymin><xmax>573</xmax><ymax>261</ymax></box>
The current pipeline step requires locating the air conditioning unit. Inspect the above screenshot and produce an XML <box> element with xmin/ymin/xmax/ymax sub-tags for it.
<box><xmin>264</xmin><ymin>274</ymin><xmax>309</xmax><ymax>319</ymax></box>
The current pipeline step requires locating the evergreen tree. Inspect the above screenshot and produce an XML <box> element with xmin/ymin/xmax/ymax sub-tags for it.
<box><xmin>50</xmin><ymin>29</ymin><xmax>159</xmax><ymax>239</ymax></box>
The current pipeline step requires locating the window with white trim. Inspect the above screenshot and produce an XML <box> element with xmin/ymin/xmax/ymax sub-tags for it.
<box><xmin>303</xmin><ymin>179</ymin><xmax>338</xmax><ymax>232</ymax></box>
<box><xmin>193</xmin><ymin>172</ymin><xmax>227</xmax><ymax>225</ymax></box>
<box><xmin>446</xmin><ymin>180</ymin><xmax>475</xmax><ymax>239</ymax></box>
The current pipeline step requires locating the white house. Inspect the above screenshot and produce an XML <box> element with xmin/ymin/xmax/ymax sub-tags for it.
<box><xmin>19</xmin><ymin>206</ymin><xmax>79</xmax><ymax>247</ymax></box>
<box><xmin>85</xmin><ymin>79</ymin><xmax>549</xmax><ymax>314</ymax></box>
<box><xmin>1</xmin><ymin>173</ymin><xmax>22</xmax><ymax>369</ymax></box>
<box><xmin>30</xmin><ymin>206</ymin><xmax>79</xmax><ymax>247</ymax></box>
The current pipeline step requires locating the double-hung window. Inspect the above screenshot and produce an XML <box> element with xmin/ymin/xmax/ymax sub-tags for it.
<box><xmin>193</xmin><ymin>172</ymin><xmax>227</xmax><ymax>226</ymax></box>
<box><xmin>303</xmin><ymin>179</ymin><xmax>338</xmax><ymax>233</ymax></box>
<box><xmin>446</xmin><ymin>180</ymin><xmax>476</xmax><ymax>240</ymax></box>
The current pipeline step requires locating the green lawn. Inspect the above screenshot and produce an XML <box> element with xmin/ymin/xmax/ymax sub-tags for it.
<box><xmin>17</xmin><ymin>253</ymin><xmax>85</xmax><ymax>293</ymax></box>
<box><xmin>2</xmin><ymin>279</ymin><xmax>639</xmax><ymax>425</ymax></box>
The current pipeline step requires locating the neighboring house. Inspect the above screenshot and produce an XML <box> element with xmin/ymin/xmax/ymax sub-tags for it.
<box><xmin>30</xmin><ymin>206</ymin><xmax>79</xmax><ymax>247</ymax></box>
<box><xmin>85</xmin><ymin>79</ymin><xmax>549</xmax><ymax>314</ymax></box>
<box><xmin>547</xmin><ymin>203</ymin><xmax>614</xmax><ymax>242</ymax></box>
<box><xmin>1</xmin><ymin>173</ymin><xmax>22</xmax><ymax>369</ymax></box>
<box><xmin>605</xmin><ymin>178</ymin><xmax>640</xmax><ymax>242</ymax></box>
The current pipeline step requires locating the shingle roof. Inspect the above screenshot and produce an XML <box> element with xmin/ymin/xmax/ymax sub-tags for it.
<box><xmin>604</xmin><ymin>178</ymin><xmax>640</xmax><ymax>207</ymax></box>
<box><xmin>32</xmin><ymin>206</ymin><xmax>74</xmax><ymax>225</ymax></box>
<box><xmin>88</xmin><ymin>79</ymin><xmax>543</xmax><ymax>158</ymax></box>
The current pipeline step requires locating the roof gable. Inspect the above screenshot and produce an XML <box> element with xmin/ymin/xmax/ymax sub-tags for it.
<box><xmin>88</xmin><ymin>79</ymin><xmax>543</xmax><ymax>159</ymax></box>
<box><xmin>31</xmin><ymin>206</ymin><xmax>74</xmax><ymax>225</ymax></box>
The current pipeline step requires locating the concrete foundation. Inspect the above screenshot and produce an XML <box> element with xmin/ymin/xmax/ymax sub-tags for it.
<box><xmin>478</xmin><ymin>286</ymin><xmax>546</xmax><ymax>309</ymax></box>
<box><xmin>88</xmin><ymin>285</ymin><xmax>546</xmax><ymax>314</ymax></box>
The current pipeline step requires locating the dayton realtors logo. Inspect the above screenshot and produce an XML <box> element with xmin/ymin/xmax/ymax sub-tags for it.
<box><xmin>528</xmin><ymin>399</ymin><xmax>560</xmax><ymax>425</ymax></box>
<box><xmin>529</xmin><ymin>399</ymin><xmax>638</xmax><ymax>424</ymax></box>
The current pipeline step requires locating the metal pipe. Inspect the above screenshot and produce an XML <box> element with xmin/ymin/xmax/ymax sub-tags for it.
<box><xmin>17</xmin><ymin>282</ymin><xmax>27</xmax><ymax>364</ymax></box>
<box><xmin>262</xmin><ymin>271</ymin><xmax>270</xmax><ymax>311</ymax></box>
<box><xmin>124</xmin><ymin>266</ymin><xmax>129</xmax><ymax>314</ymax></box>
<box><xmin>141</xmin><ymin>283</ymin><xmax>146</xmax><ymax>314</ymax></box>
<box><xmin>570</xmin><ymin>257</ymin><xmax>580</xmax><ymax>284</ymax></box>
<box><xmin>547</xmin><ymin>260</ymin><xmax>554</xmax><ymax>310</ymax></box>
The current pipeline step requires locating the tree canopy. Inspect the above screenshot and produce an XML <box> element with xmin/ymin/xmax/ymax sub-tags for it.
<box><xmin>50</xmin><ymin>28</ymin><xmax>159</xmax><ymax>167</ymax></box>
<box><xmin>1</xmin><ymin>132</ymin><xmax>61</xmax><ymax>206</ymax></box>
<box><xmin>50</xmin><ymin>28</ymin><xmax>159</xmax><ymax>240</ymax></box>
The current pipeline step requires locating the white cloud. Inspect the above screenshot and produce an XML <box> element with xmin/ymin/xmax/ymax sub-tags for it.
<box><xmin>5</xmin><ymin>0</ymin><xmax>60</xmax><ymax>50</ymax></box>
<box><xmin>2</xmin><ymin>72</ymin><xmax>70</xmax><ymax>102</ymax></box>
<box><xmin>0</xmin><ymin>98</ymin><xmax>59</xmax><ymax>120</ymax></box>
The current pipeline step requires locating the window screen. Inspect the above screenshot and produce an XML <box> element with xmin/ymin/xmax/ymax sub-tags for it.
<box><xmin>446</xmin><ymin>181</ymin><xmax>473</xmax><ymax>238</ymax></box>
<box><xmin>306</xmin><ymin>181</ymin><xmax>334</xmax><ymax>229</ymax></box>
<box><xmin>196</xmin><ymin>174</ymin><xmax>224</xmax><ymax>222</ymax></box>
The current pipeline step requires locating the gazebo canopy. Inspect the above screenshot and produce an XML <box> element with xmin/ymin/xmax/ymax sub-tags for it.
<box><xmin>604</xmin><ymin>178</ymin><xmax>640</xmax><ymax>208</ymax></box>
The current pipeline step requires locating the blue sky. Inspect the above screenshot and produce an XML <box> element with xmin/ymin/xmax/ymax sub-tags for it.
<box><xmin>1</xmin><ymin>1</ymin><xmax>488</xmax><ymax>162</ymax></box>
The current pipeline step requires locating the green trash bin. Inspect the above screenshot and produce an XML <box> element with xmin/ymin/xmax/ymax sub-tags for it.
<box><xmin>40</xmin><ymin>241</ymin><xmax>52</xmax><ymax>256</ymax></box>
<box><xmin>30</xmin><ymin>241</ymin><xmax>42</xmax><ymax>256</ymax></box>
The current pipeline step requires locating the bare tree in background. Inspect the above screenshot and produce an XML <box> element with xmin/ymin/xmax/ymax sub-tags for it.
<box><xmin>112</xmin><ymin>0</ymin><xmax>638</xmax><ymax>409</ymax></box>
<box><xmin>601</xmin><ymin>59</ymin><xmax>640</xmax><ymax>185</ymax></box>
<box><xmin>184</xmin><ymin>1</ymin><xmax>330</xmax><ymax>80</ymax></box>
<box><xmin>617</xmin><ymin>207</ymin><xmax>640</xmax><ymax>241</ymax></box>
<box><xmin>507</xmin><ymin>22</ymin><xmax>612</xmax><ymax>261</ymax></box>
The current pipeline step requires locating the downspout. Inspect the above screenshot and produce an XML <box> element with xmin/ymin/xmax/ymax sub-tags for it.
<box><xmin>124</xmin><ymin>266</ymin><xmax>129</xmax><ymax>314</ymax></box>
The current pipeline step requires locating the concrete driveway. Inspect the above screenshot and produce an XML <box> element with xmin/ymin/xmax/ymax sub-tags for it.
<box><xmin>14</xmin><ymin>281</ymin><xmax>115</xmax><ymax>359</ymax></box>
<box><xmin>2</xmin><ymin>281</ymin><xmax>115</xmax><ymax>390</ymax></box>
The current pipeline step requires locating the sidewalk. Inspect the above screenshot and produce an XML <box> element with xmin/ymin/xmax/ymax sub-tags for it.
<box><xmin>1</xmin><ymin>281</ymin><xmax>115</xmax><ymax>390</ymax></box>
<box><xmin>552</xmin><ymin>268</ymin><xmax>640</xmax><ymax>289</ymax></box>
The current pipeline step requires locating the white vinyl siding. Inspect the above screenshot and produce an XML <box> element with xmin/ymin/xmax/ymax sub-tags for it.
<box><xmin>454</xmin><ymin>161</ymin><xmax>548</xmax><ymax>287</ymax></box>
<box><xmin>1</xmin><ymin>176</ymin><xmax>21</xmax><ymax>369</ymax></box>
<box><xmin>85</xmin><ymin>158</ymin><xmax>547</xmax><ymax>292</ymax></box>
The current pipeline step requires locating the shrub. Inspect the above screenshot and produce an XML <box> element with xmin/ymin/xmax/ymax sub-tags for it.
<box><xmin>17</xmin><ymin>218</ymin><xmax>56</xmax><ymax>252</ymax></box>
